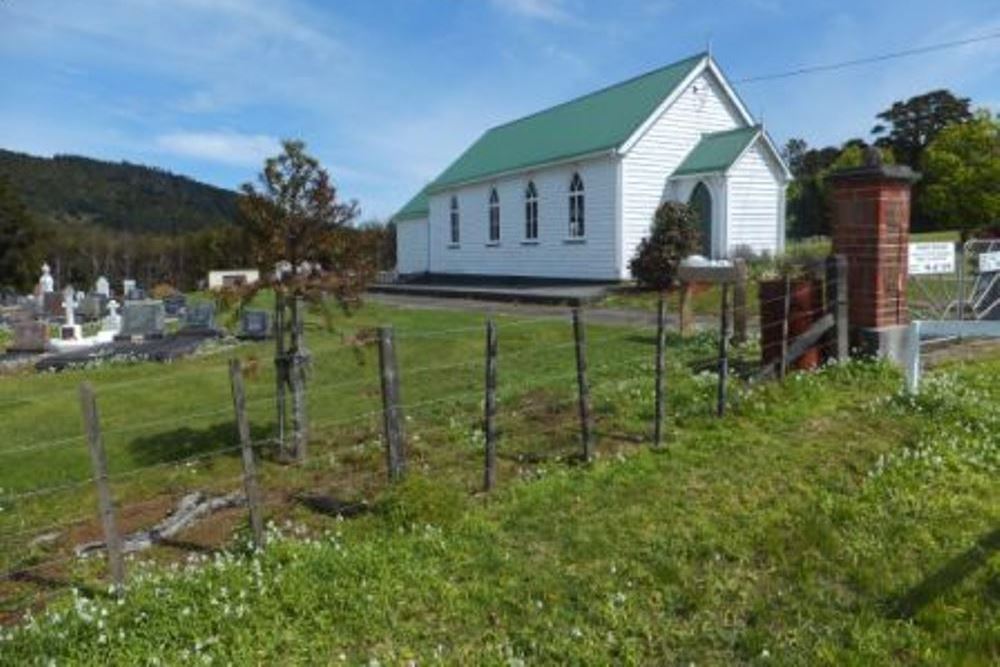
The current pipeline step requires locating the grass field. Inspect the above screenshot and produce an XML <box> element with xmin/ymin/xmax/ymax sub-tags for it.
<box><xmin>0</xmin><ymin>297</ymin><xmax>997</xmax><ymax>663</ymax></box>
<box><xmin>0</xmin><ymin>300</ymin><xmax>735</xmax><ymax>597</ymax></box>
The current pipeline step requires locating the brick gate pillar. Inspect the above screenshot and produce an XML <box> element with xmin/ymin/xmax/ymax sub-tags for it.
<box><xmin>827</xmin><ymin>151</ymin><xmax>920</xmax><ymax>356</ymax></box>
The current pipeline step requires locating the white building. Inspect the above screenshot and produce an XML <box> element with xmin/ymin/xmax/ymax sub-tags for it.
<box><xmin>393</xmin><ymin>52</ymin><xmax>791</xmax><ymax>281</ymax></box>
<box><xmin>207</xmin><ymin>269</ymin><xmax>260</xmax><ymax>290</ymax></box>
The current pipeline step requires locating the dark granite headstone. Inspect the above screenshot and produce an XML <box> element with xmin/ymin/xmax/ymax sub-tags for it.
<box><xmin>238</xmin><ymin>309</ymin><xmax>271</xmax><ymax>340</ymax></box>
<box><xmin>7</xmin><ymin>321</ymin><xmax>49</xmax><ymax>353</ymax></box>
<box><xmin>79</xmin><ymin>294</ymin><xmax>108</xmax><ymax>321</ymax></box>
<box><xmin>42</xmin><ymin>292</ymin><xmax>62</xmax><ymax>319</ymax></box>
<box><xmin>163</xmin><ymin>294</ymin><xmax>187</xmax><ymax>317</ymax></box>
<box><xmin>116</xmin><ymin>300</ymin><xmax>165</xmax><ymax>340</ymax></box>
<box><xmin>126</xmin><ymin>287</ymin><xmax>146</xmax><ymax>302</ymax></box>
<box><xmin>178</xmin><ymin>302</ymin><xmax>220</xmax><ymax>337</ymax></box>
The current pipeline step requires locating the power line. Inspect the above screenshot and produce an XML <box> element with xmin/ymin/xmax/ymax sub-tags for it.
<box><xmin>734</xmin><ymin>31</ymin><xmax>1000</xmax><ymax>84</ymax></box>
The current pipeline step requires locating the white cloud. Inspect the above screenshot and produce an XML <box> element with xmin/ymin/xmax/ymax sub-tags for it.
<box><xmin>155</xmin><ymin>131</ymin><xmax>280</xmax><ymax>167</ymax></box>
<box><xmin>492</xmin><ymin>0</ymin><xmax>572</xmax><ymax>24</ymax></box>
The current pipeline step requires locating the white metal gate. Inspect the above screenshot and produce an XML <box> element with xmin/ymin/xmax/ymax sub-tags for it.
<box><xmin>908</xmin><ymin>238</ymin><xmax>1000</xmax><ymax>322</ymax></box>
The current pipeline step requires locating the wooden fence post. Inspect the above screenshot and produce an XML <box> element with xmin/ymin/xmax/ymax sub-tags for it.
<box><xmin>229</xmin><ymin>359</ymin><xmax>265</xmax><ymax>550</ymax></box>
<box><xmin>732</xmin><ymin>259</ymin><xmax>749</xmax><ymax>345</ymax></box>
<box><xmin>654</xmin><ymin>293</ymin><xmax>667</xmax><ymax>448</ymax></box>
<box><xmin>483</xmin><ymin>319</ymin><xmax>498</xmax><ymax>491</ymax></box>
<box><xmin>826</xmin><ymin>254</ymin><xmax>849</xmax><ymax>360</ymax></box>
<box><xmin>289</xmin><ymin>296</ymin><xmax>309</xmax><ymax>463</ymax></box>
<box><xmin>717</xmin><ymin>284</ymin><xmax>729</xmax><ymax>418</ymax></box>
<box><xmin>679</xmin><ymin>282</ymin><xmax>693</xmax><ymax>336</ymax></box>
<box><xmin>378</xmin><ymin>326</ymin><xmax>406</xmax><ymax>482</ymax></box>
<box><xmin>78</xmin><ymin>382</ymin><xmax>124</xmax><ymax>593</ymax></box>
<box><xmin>780</xmin><ymin>275</ymin><xmax>791</xmax><ymax>380</ymax></box>
<box><xmin>273</xmin><ymin>290</ymin><xmax>287</xmax><ymax>455</ymax></box>
<box><xmin>572</xmin><ymin>308</ymin><xmax>594</xmax><ymax>462</ymax></box>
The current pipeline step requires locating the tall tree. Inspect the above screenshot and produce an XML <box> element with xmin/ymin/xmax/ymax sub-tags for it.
<box><xmin>0</xmin><ymin>177</ymin><xmax>46</xmax><ymax>293</ymax></box>
<box><xmin>237</xmin><ymin>140</ymin><xmax>373</xmax><ymax>461</ymax></box>
<box><xmin>871</xmin><ymin>90</ymin><xmax>972</xmax><ymax>167</ymax></box>
<box><xmin>922</xmin><ymin>110</ymin><xmax>1000</xmax><ymax>239</ymax></box>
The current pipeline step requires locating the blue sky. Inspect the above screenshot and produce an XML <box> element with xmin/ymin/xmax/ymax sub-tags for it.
<box><xmin>1</xmin><ymin>0</ymin><xmax>997</xmax><ymax>221</ymax></box>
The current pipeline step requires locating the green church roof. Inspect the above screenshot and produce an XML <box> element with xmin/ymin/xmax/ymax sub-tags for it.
<box><xmin>394</xmin><ymin>187</ymin><xmax>429</xmax><ymax>221</ymax></box>
<box><xmin>393</xmin><ymin>52</ymin><xmax>707</xmax><ymax>221</ymax></box>
<box><xmin>672</xmin><ymin>125</ymin><xmax>761</xmax><ymax>177</ymax></box>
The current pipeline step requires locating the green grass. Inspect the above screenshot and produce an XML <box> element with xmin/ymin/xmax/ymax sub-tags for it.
<box><xmin>0</xmin><ymin>301</ymin><xmax>733</xmax><ymax>579</ymax></box>
<box><xmin>0</xmin><ymin>299</ymin><xmax>997</xmax><ymax>664</ymax></box>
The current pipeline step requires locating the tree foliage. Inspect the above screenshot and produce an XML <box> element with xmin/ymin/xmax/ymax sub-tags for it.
<box><xmin>237</xmin><ymin>139</ymin><xmax>373</xmax><ymax>308</ymax></box>
<box><xmin>782</xmin><ymin>139</ymin><xmax>893</xmax><ymax>239</ymax></box>
<box><xmin>872</xmin><ymin>90</ymin><xmax>973</xmax><ymax>167</ymax></box>
<box><xmin>236</xmin><ymin>139</ymin><xmax>374</xmax><ymax>462</ymax></box>
<box><xmin>629</xmin><ymin>201</ymin><xmax>702</xmax><ymax>290</ymax></box>
<box><xmin>922</xmin><ymin>111</ymin><xmax>1000</xmax><ymax>235</ymax></box>
<box><xmin>0</xmin><ymin>177</ymin><xmax>47</xmax><ymax>292</ymax></box>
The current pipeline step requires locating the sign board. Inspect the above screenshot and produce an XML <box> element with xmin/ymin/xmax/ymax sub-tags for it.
<box><xmin>978</xmin><ymin>251</ymin><xmax>1000</xmax><ymax>273</ymax></box>
<box><xmin>908</xmin><ymin>242</ymin><xmax>955</xmax><ymax>275</ymax></box>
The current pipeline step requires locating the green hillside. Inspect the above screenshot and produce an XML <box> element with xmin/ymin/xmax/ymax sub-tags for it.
<box><xmin>0</xmin><ymin>149</ymin><xmax>238</xmax><ymax>233</ymax></box>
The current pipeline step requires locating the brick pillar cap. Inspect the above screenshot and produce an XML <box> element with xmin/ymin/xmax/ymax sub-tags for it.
<box><xmin>827</xmin><ymin>163</ymin><xmax>921</xmax><ymax>185</ymax></box>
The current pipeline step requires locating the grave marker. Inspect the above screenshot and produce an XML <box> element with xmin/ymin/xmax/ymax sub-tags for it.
<box><xmin>238</xmin><ymin>309</ymin><xmax>271</xmax><ymax>340</ymax></box>
<box><xmin>163</xmin><ymin>294</ymin><xmax>187</xmax><ymax>317</ymax></box>
<box><xmin>116</xmin><ymin>300</ymin><xmax>165</xmax><ymax>340</ymax></box>
<box><xmin>179</xmin><ymin>302</ymin><xmax>220</xmax><ymax>337</ymax></box>
<box><xmin>7</xmin><ymin>320</ymin><xmax>49</xmax><ymax>353</ymax></box>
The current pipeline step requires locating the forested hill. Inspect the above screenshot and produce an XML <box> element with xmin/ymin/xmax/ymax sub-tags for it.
<box><xmin>0</xmin><ymin>149</ymin><xmax>238</xmax><ymax>233</ymax></box>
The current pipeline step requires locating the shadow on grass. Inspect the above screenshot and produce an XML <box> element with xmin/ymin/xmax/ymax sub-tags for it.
<box><xmin>888</xmin><ymin>526</ymin><xmax>1000</xmax><ymax>619</ymax></box>
<box><xmin>295</xmin><ymin>493</ymin><xmax>369</xmax><ymax>519</ymax></box>
<box><xmin>127</xmin><ymin>420</ymin><xmax>276</xmax><ymax>467</ymax></box>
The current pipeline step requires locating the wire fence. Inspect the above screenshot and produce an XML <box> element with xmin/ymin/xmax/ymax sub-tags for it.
<box><xmin>0</xmin><ymin>261</ymin><xmax>854</xmax><ymax>618</ymax></box>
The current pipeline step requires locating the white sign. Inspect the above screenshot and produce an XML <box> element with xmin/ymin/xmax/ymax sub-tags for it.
<box><xmin>978</xmin><ymin>251</ymin><xmax>1000</xmax><ymax>273</ymax></box>
<box><xmin>908</xmin><ymin>242</ymin><xmax>955</xmax><ymax>275</ymax></box>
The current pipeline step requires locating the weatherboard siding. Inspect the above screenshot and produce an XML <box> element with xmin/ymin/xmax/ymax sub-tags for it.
<box><xmin>427</xmin><ymin>156</ymin><xmax>618</xmax><ymax>280</ymax></box>
<box><xmin>396</xmin><ymin>218</ymin><xmax>429</xmax><ymax>274</ymax></box>
<box><xmin>726</xmin><ymin>140</ymin><xmax>783</xmax><ymax>256</ymax></box>
<box><xmin>620</xmin><ymin>70</ymin><xmax>744</xmax><ymax>276</ymax></box>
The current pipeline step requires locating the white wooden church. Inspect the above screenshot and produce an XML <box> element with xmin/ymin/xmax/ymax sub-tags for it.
<box><xmin>393</xmin><ymin>52</ymin><xmax>791</xmax><ymax>281</ymax></box>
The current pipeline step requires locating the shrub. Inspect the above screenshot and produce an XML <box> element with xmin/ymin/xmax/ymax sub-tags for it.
<box><xmin>628</xmin><ymin>201</ymin><xmax>702</xmax><ymax>290</ymax></box>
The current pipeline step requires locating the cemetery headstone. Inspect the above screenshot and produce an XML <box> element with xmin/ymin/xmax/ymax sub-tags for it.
<box><xmin>7</xmin><ymin>321</ymin><xmax>49</xmax><ymax>353</ymax></box>
<box><xmin>42</xmin><ymin>291</ymin><xmax>63</xmax><ymax>319</ymax></box>
<box><xmin>238</xmin><ymin>309</ymin><xmax>271</xmax><ymax>340</ymax></box>
<box><xmin>103</xmin><ymin>300</ymin><xmax>122</xmax><ymax>333</ymax></box>
<box><xmin>179</xmin><ymin>302</ymin><xmax>220</xmax><ymax>337</ymax></box>
<box><xmin>115</xmin><ymin>300</ymin><xmax>166</xmax><ymax>340</ymax></box>
<box><xmin>163</xmin><ymin>293</ymin><xmax>187</xmax><ymax>317</ymax></box>
<box><xmin>61</xmin><ymin>287</ymin><xmax>82</xmax><ymax>341</ymax></box>
<box><xmin>95</xmin><ymin>276</ymin><xmax>111</xmax><ymax>298</ymax></box>
<box><xmin>122</xmin><ymin>279</ymin><xmax>136</xmax><ymax>298</ymax></box>
<box><xmin>127</xmin><ymin>287</ymin><xmax>145</xmax><ymax>301</ymax></box>
<box><xmin>80</xmin><ymin>294</ymin><xmax>108</xmax><ymax>321</ymax></box>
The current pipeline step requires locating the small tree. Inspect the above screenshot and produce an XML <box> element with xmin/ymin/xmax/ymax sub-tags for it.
<box><xmin>237</xmin><ymin>140</ymin><xmax>373</xmax><ymax>461</ymax></box>
<box><xmin>922</xmin><ymin>111</ymin><xmax>1000</xmax><ymax>239</ymax></box>
<box><xmin>629</xmin><ymin>201</ymin><xmax>702</xmax><ymax>291</ymax></box>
